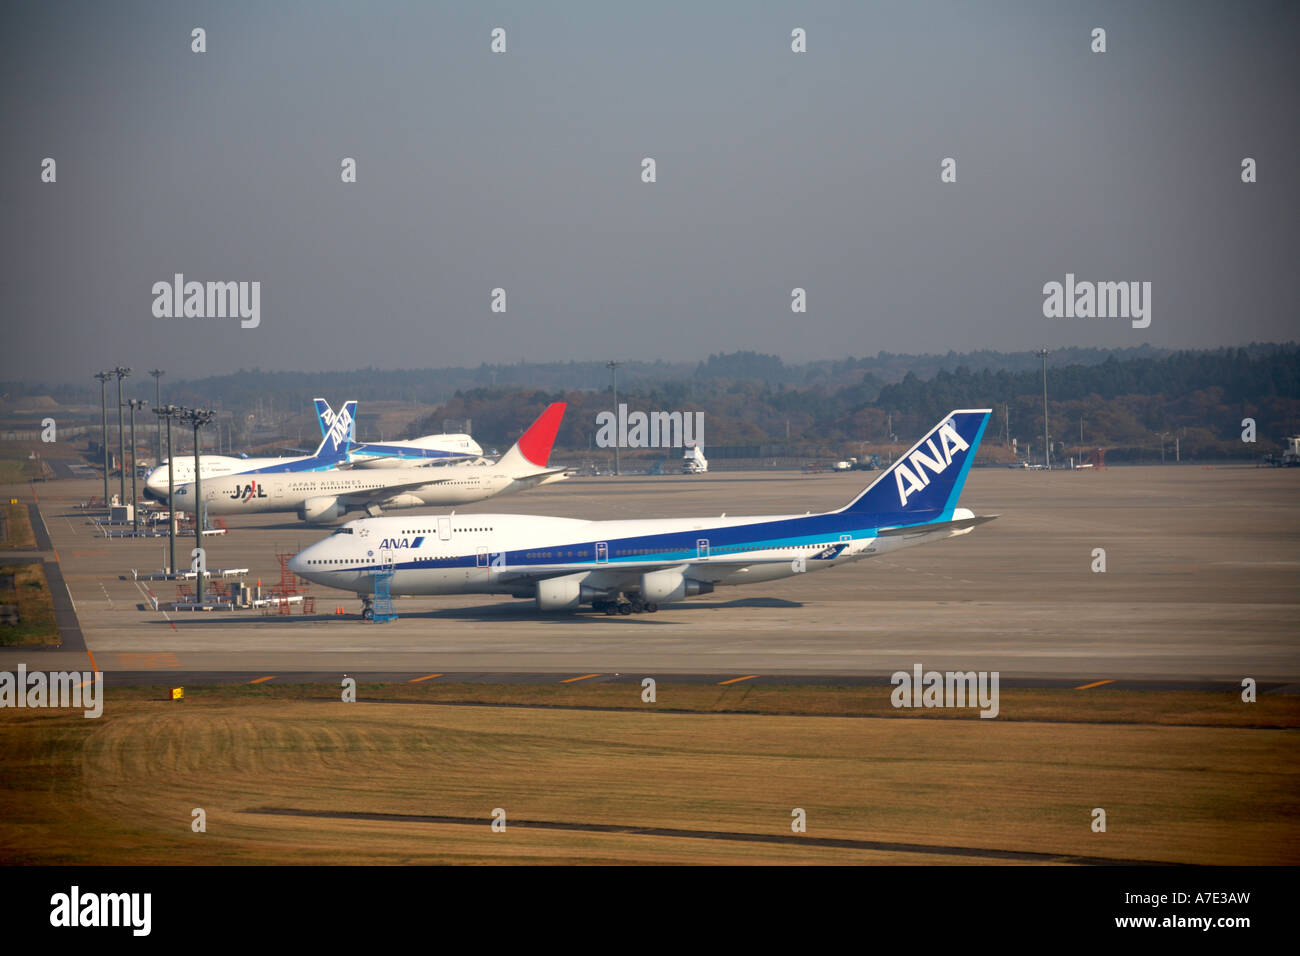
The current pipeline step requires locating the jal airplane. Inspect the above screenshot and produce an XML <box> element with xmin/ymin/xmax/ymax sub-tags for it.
<box><xmin>144</xmin><ymin>400</ymin><xmax>359</xmax><ymax>500</ymax></box>
<box><xmin>172</xmin><ymin>402</ymin><xmax>570</xmax><ymax>523</ymax></box>
<box><xmin>289</xmin><ymin>409</ymin><xmax>995</xmax><ymax>617</ymax></box>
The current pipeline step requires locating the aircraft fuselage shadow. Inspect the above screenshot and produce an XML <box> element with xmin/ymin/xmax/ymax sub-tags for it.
<box><xmin>159</xmin><ymin>596</ymin><xmax>806</xmax><ymax>626</ymax></box>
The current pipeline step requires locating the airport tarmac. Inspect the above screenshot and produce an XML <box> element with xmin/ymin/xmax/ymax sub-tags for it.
<box><xmin>3</xmin><ymin>464</ymin><xmax>1298</xmax><ymax>681</ymax></box>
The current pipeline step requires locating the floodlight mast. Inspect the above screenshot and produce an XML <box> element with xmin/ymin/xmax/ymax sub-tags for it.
<box><xmin>153</xmin><ymin>404</ymin><xmax>182</xmax><ymax>573</ymax></box>
<box><xmin>1038</xmin><ymin>348</ymin><xmax>1050</xmax><ymax>470</ymax></box>
<box><xmin>181</xmin><ymin>407</ymin><xmax>215</xmax><ymax>602</ymax></box>
<box><xmin>93</xmin><ymin>372</ymin><xmax>112</xmax><ymax>505</ymax></box>
<box><xmin>113</xmin><ymin>367</ymin><xmax>131</xmax><ymax>503</ymax></box>
<box><xmin>148</xmin><ymin>370</ymin><xmax>164</xmax><ymax>462</ymax></box>
<box><xmin>607</xmin><ymin>360</ymin><xmax>623</xmax><ymax>476</ymax></box>
<box><xmin>125</xmin><ymin>399</ymin><xmax>148</xmax><ymax>532</ymax></box>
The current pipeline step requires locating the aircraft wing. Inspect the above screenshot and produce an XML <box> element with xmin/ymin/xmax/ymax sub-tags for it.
<box><xmin>491</xmin><ymin>555</ymin><xmax>801</xmax><ymax>586</ymax></box>
<box><xmin>490</xmin><ymin>516</ymin><xmax>998</xmax><ymax>586</ymax></box>
<box><xmin>511</xmin><ymin>466</ymin><xmax>570</xmax><ymax>481</ymax></box>
<box><xmin>335</xmin><ymin>473</ymin><xmax>472</xmax><ymax>506</ymax></box>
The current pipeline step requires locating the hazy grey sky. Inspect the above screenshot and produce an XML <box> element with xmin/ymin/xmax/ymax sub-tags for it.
<box><xmin>3</xmin><ymin>0</ymin><xmax>1297</xmax><ymax>383</ymax></box>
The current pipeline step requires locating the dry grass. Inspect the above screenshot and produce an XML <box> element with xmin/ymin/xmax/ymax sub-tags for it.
<box><xmin>0</xmin><ymin>501</ymin><xmax>35</xmax><ymax>548</ymax></box>
<box><xmin>1</xmin><ymin>688</ymin><xmax>1296</xmax><ymax>865</ymax></box>
<box><xmin>0</xmin><ymin>562</ymin><xmax>57</xmax><ymax>646</ymax></box>
<box><xmin>104</xmin><ymin>681</ymin><xmax>1300</xmax><ymax>729</ymax></box>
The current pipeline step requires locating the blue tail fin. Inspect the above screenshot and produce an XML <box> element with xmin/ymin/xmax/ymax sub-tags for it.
<box><xmin>313</xmin><ymin>398</ymin><xmax>332</xmax><ymax>438</ymax></box>
<box><xmin>838</xmin><ymin>409</ymin><xmax>990</xmax><ymax>526</ymax></box>
<box><xmin>311</xmin><ymin>400</ymin><xmax>357</xmax><ymax>461</ymax></box>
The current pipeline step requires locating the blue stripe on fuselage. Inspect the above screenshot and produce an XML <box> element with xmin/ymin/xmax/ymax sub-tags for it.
<box><xmin>343</xmin><ymin>511</ymin><xmax>886</xmax><ymax>575</ymax></box>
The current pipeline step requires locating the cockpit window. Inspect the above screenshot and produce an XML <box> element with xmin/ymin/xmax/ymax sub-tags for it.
<box><xmin>330</xmin><ymin>527</ymin><xmax>354</xmax><ymax>535</ymax></box>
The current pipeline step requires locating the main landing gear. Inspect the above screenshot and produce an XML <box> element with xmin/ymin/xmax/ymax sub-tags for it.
<box><xmin>360</xmin><ymin>596</ymin><xmax>375</xmax><ymax>621</ymax></box>
<box><xmin>592</xmin><ymin>596</ymin><xmax>658</xmax><ymax>616</ymax></box>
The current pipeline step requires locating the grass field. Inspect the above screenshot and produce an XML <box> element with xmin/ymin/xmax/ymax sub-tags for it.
<box><xmin>0</xmin><ymin>442</ymin><xmax>46</xmax><ymax>485</ymax></box>
<box><xmin>0</xmin><ymin>461</ymin><xmax>33</xmax><ymax>485</ymax></box>
<box><xmin>1</xmin><ymin>684</ymin><xmax>1295</xmax><ymax>865</ymax></box>
<box><xmin>0</xmin><ymin>563</ymin><xmax>57</xmax><ymax>646</ymax></box>
<box><xmin>0</xmin><ymin>501</ymin><xmax>35</xmax><ymax>548</ymax></box>
<box><xmin>161</xmin><ymin>680</ymin><xmax>1300</xmax><ymax>727</ymax></box>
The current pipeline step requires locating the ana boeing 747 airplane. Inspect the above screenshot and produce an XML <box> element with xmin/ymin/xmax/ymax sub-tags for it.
<box><xmin>289</xmin><ymin>409</ymin><xmax>995</xmax><ymax>617</ymax></box>
<box><xmin>312</xmin><ymin>399</ymin><xmax>484</xmax><ymax>468</ymax></box>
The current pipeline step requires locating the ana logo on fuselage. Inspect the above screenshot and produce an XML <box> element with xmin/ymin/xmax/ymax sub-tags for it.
<box><xmin>379</xmin><ymin>537</ymin><xmax>423</xmax><ymax>550</ymax></box>
<box><xmin>894</xmin><ymin>422</ymin><xmax>970</xmax><ymax>507</ymax></box>
<box><xmin>229</xmin><ymin>481</ymin><xmax>267</xmax><ymax>502</ymax></box>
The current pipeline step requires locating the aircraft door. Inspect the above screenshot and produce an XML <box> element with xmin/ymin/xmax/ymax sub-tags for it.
<box><xmin>697</xmin><ymin>538</ymin><xmax>710</xmax><ymax>558</ymax></box>
<box><xmin>438</xmin><ymin>517</ymin><xmax>451</xmax><ymax>541</ymax></box>
<box><xmin>596</xmin><ymin>542</ymin><xmax>608</xmax><ymax>563</ymax></box>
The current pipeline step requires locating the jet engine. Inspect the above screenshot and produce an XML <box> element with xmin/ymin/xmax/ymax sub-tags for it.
<box><xmin>534</xmin><ymin>576</ymin><xmax>607</xmax><ymax>611</ymax></box>
<box><xmin>639</xmin><ymin>568</ymin><xmax>713</xmax><ymax>603</ymax></box>
<box><xmin>298</xmin><ymin>496</ymin><xmax>346</xmax><ymax>523</ymax></box>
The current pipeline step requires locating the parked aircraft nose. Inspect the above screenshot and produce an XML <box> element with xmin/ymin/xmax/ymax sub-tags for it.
<box><xmin>288</xmin><ymin>552</ymin><xmax>307</xmax><ymax>575</ymax></box>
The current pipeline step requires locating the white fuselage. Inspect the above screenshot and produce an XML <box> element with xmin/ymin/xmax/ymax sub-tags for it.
<box><xmin>289</xmin><ymin>507</ymin><xmax>977</xmax><ymax>602</ymax></box>
<box><xmin>146</xmin><ymin>454</ymin><xmax>321</xmax><ymax>493</ymax></box>
<box><xmin>170</xmin><ymin>462</ymin><xmax>554</xmax><ymax>523</ymax></box>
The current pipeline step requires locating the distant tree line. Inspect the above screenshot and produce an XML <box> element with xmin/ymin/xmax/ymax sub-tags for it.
<box><xmin>400</xmin><ymin>345</ymin><xmax>1296</xmax><ymax>461</ymax></box>
<box><xmin>5</xmin><ymin>343</ymin><xmax>1295</xmax><ymax>461</ymax></box>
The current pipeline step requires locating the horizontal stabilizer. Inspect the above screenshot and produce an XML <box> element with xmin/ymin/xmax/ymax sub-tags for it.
<box><xmin>875</xmin><ymin>514</ymin><xmax>999</xmax><ymax>537</ymax></box>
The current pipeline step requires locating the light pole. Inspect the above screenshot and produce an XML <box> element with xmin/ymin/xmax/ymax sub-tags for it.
<box><xmin>606</xmin><ymin>360</ymin><xmax>623</xmax><ymax>476</ymax></box>
<box><xmin>153</xmin><ymin>404</ymin><xmax>181</xmax><ymax>573</ymax></box>
<box><xmin>113</xmin><ymin>367</ymin><xmax>131</xmax><ymax>503</ymax></box>
<box><xmin>181</xmin><ymin>408</ymin><xmax>214</xmax><ymax>603</ymax></box>
<box><xmin>1038</xmin><ymin>348</ymin><xmax>1050</xmax><ymax>470</ymax></box>
<box><xmin>148</xmin><ymin>369</ymin><xmax>164</xmax><ymax>464</ymax></box>
<box><xmin>125</xmin><ymin>399</ymin><xmax>147</xmax><ymax>532</ymax></box>
<box><xmin>94</xmin><ymin>371</ymin><xmax>112</xmax><ymax>505</ymax></box>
